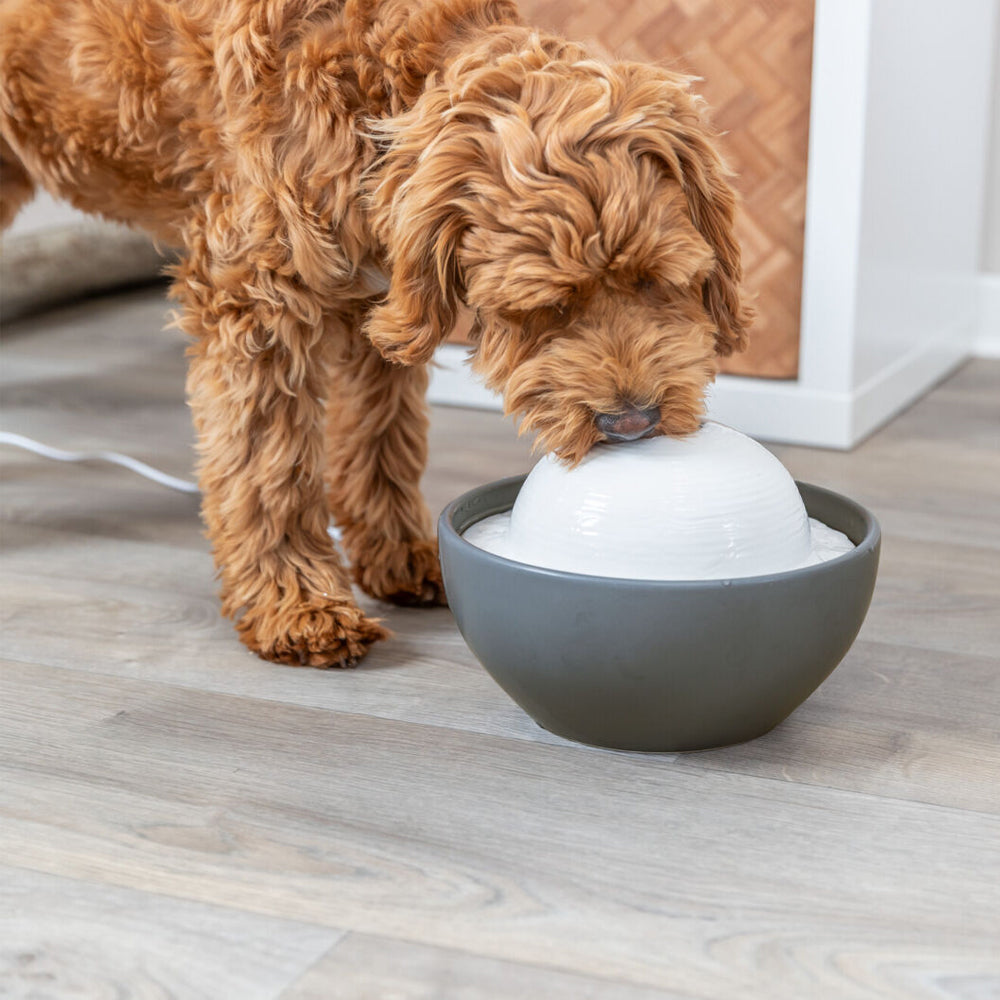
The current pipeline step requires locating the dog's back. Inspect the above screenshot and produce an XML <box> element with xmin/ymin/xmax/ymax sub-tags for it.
<box><xmin>0</xmin><ymin>0</ymin><xmax>525</xmax><ymax>250</ymax></box>
<box><xmin>0</xmin><ymin>0</ymin><xmax>404</xmax><ymax>244</ymax></box>
<box><xmin>1</xmin><ymin>0</ymin><xmax>221</xmax><ymax>239</ymax></box>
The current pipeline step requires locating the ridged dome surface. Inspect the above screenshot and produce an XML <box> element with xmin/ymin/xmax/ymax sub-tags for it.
<box><xmin>504</xmin><ymin>422</ymin><xmax>813</xmax><ymax>580</ymax></box>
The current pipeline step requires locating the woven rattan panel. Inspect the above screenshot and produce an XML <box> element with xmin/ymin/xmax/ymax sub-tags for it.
<box><xmin>451</xmin><ymin>0</ymin><xmax>815</xmax><ymax>378</ymax></box>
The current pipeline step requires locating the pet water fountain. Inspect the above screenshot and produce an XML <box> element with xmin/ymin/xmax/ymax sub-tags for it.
<box><xmin>438</xmin><ymin>422</ymin><xmax>880</xmax><ymax>752</ymax></box>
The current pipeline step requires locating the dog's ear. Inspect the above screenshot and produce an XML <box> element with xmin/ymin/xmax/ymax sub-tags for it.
<box><xmin>622</xmin><ymin>68</ymin><xmax>752</xmax><ymax>357</ymax></box>
<box><xmin>364</xmin><ymin>91</ymin><xmax>471</xmax><ymax>366</ymax></box>
<box><xmin>684</xmin><ymin>140</ymin><xmax>753</xmax><ymax>358</ymax></box>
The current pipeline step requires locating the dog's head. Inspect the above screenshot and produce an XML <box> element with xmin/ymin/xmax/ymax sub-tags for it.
<box><xmin>366</xmin><ymin>32</ymin><xmax>752</xmax><ymax>463</ymax></box>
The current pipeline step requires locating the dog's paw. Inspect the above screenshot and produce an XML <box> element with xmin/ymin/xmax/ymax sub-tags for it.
<box><xmin>353</xmin><ymin>538</ymin><xmax>447</xmax><ymax>607</ymax></box>
<box><xmin>238</xmin><ymin>598</ymin><xmax>389</xmax><ymax>668</ymax></box>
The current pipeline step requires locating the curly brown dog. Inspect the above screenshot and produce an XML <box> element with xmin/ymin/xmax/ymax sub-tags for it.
<box><xmin>0</xmin><ymin>0</ymin><xmax>751</xmax><ymax>667</ymax></box>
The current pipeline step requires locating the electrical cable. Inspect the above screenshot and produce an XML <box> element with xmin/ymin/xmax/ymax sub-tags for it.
<box><xmin>0</xmin><ymin>429</ymin><xmax>345</xmax><ymax>540</ymax></box>
<box><xmin>0</xmin><ymin>430</ymin><xmax>200</xmax><ymax>494</ymax></box>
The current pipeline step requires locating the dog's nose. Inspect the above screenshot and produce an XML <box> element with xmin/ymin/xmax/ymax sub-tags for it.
<box><xmin>594</xmin><ymin>404</ymin><xmax>660</xmax><ymax>442</ymax></box>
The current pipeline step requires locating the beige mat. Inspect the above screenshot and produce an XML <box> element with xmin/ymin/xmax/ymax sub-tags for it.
<box><xmin>0</xmin><ymin>220</ymin><xmax>168</xmax><ymax>323</ymax></box>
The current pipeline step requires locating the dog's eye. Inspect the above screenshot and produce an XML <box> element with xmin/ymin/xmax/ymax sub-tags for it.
<box><xmin>634</xmin><ymin>275</ymin><xmax>656</xmax><ymax>293</ymax></box>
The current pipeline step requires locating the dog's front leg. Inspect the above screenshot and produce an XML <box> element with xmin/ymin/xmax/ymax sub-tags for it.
<box><xmin>324</xmin><ymin>328</ymin><xmax>446</xmax><ymax>607</ymax></box>
<box><xmin>177</xmin><ymin>271</ymin><xmax>387</xmax><ymax>667</ymax></box>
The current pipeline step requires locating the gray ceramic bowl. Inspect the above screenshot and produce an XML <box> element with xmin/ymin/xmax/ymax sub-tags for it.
<box><xmin>439</xmin><ymin>477</ymin><xmax>880</xmax><ymax>752</ymax></box>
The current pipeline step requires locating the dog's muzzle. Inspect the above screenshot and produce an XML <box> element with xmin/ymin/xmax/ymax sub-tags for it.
<box><xmin>594</xmin><ymin>404</ymin><xmax>661</xmax><ymax>443</ymax></box>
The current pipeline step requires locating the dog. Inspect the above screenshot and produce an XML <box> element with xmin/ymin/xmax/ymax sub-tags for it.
<box><xmin>0</xmin><ymin>0</ymin><xmax>751</xmax><ymax>667</ymax></box>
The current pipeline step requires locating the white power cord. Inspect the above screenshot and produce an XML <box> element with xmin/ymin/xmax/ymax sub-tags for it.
<box><xmin>0</xmin><ymin>430</ymin><xmax>200</xmax><ymax>494</ymax></box>
<box><xmin>0</xmin><ymin>429</ymin><xmax>345</xmax><ymax>541</ymax></box>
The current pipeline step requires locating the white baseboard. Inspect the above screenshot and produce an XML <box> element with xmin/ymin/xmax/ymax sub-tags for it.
<box><xmin>704</xmin><ymin>376</ymin><xmax>852</xmax><ymax>449</ymax></box>
<box><xmin>680</xmin><ymin>334</ymin><xmax>967</xmax><ymax>448</ymax></box>
<box><xmin>428</xmin><ymin>328</ymin><xmax>972</xmax><ymax>450</ymax></box>
<box><xmin>976</xmin><ymin>274</ymin><xmax>1000</xmax><ymax>358</ymax></box>
<box><xmin>849</xmin><ymin>337</ymin><xmax>970</xmax><ymax>445</ymax></box>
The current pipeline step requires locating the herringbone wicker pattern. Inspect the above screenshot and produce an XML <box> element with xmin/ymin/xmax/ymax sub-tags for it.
<box><xmin>515</xmin><ymin>0</ymin><xmax>815</xmax><ymax>377</ymax></box>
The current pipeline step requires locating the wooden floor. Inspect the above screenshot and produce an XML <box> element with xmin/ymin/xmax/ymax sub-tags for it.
<box><xmin>1</xmin><ymin>286</ymin><xmax>999</xmax><ymax>1000</ymax></box>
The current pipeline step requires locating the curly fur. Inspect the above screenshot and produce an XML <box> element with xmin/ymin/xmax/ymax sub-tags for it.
<box><xmin>0</xmin><ymin>0</ymin><xmax>751</xmax><ymax>667</ymax></box>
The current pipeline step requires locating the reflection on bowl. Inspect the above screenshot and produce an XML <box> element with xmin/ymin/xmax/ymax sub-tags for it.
<box><xmin>439</xmin><ymin>477</ymin><xmax>880</xmax><ymax>752</ymax></box>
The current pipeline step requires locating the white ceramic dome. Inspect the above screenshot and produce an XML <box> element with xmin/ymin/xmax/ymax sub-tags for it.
<box><xmin>502</xmin><ymin>422</ymin><xmax>813</xmax><ymax>580</ymax></box>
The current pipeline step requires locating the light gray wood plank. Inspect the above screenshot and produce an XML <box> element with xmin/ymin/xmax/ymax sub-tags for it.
<box><xmin>676</xmin><ymin>640</ymin><xmax>1000</xmax><ymax>811</ymax></box>
<box><xmin>3</xmin><ymin>525</ymin><xmax>997</xmax><ymax>810</ymax></box>
<box><xmin>0</xmin><ymin>865</ymin><xmax>340</xmax><ymax>1000</ymax></box>
<box><xmin>2</xmin><ymin>660</ymin><xmax>998</xmax><ymax>1000</ymax></box>
<box><xmin>0</xmin><ymin>292</ymin><xmax>196</xmax><ymax>482</ymax></box>
<box><xmin>4</xmin><ymin>548</ymin><xmax>998</xmax><ymax>811</ymax></box>
<box><xmin>858</xmin><ymin>534</ymin><xmax>1000</xmax><ymax>659</ymax></box>
<box><xmin>0</xmin><ymin>289</ymin><xmax>180</xmax><ymax>383</ymax></box>
<box><xmin>0</xmin><ymin>538</ymin><xmax>575</xmax><ymax>749</ymax></box>
<box><xmin>282</xmin><ymin>932</ymin><xmax>690</xmax><ymax>1000</ymax></box>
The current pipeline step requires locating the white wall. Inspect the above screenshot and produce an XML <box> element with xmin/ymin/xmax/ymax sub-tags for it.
<box><xmin>980</xmin><ymin>3</ymin><xmax>1000</xmax><ymax>358</ymax></box>
<box><xmin>852</xmin><ymin>0</ymin><xmax>995</xmax><ymax>387</ymax></box>
<box><xmin>985</xmin><ymin>2</ymin><xmax>1000</xmax><ymax>275</ymax></box>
